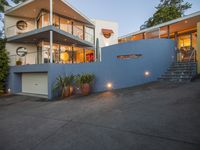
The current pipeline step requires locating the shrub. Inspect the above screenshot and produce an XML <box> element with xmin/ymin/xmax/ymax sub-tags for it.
<box><xmin>0</xmin><ymin>39</ymin><xmax>9</xmax><ymax>95</ymax></box>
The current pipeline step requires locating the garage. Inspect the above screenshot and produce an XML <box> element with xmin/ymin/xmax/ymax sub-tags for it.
<box><xmin>22</xmin><ymin>73</ymin><xmax>48</xmax><ymax>95</ymax></box>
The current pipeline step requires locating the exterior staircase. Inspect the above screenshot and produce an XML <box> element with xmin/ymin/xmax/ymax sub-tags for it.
<box><xmin>159</xmin><ymin>62</ymin><xmax>197</xmax><ymax>82</ymax></box>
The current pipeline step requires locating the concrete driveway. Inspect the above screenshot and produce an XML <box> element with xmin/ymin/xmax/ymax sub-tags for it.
<box><xmin>0</xmin><ymin>80</ymin><xmax>200</xmax><ymax>150</ymax></box>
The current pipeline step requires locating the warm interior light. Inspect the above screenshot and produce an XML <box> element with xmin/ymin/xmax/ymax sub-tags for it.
<box><xmin>144</xmin><ymin>71</ymin><xmax>150</xmax><ymax>77</ymax></box>
<box><xmin>107</xmin><ymin>83</ymin><xmax>112</xmax><ymax>89</ymax></box>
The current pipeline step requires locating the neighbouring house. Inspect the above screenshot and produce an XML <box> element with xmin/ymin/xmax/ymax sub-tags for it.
<box><xmin>119</xmin><ymin>11</ymin><xmax>200</xmax><ymax>65</ymax></box>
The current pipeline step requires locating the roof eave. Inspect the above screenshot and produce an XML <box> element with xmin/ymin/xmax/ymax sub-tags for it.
<box><xmin>119</xmin><ymin>11</ymin><xmax>200</xmax><ymax>39</ymax></box>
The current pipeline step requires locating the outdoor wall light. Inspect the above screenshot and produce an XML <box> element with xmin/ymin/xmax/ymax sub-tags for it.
<box><xmin>7</xmin><ymin>88</ymin><xmax>11</xmax><ymax>94</ymax></box>
<box><xmin>107</xmin><ymin>82</ymin><xmax>113</xmax><ymax>89</ymax></box>
<box><xmin>144</xmin><ymin>71</ymin><xmax>150</xmax><ymax>77</ymax></box>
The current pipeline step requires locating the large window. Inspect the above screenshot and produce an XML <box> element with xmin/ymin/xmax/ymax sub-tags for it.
<box><xmin>73</xmin><ymin>22</ymin><xmax>84</xmax><ymax>40</ymax></box>
<box><xmin>60</xmin><ymin>18</ymin><xmax>72</xmax><ymax>34</ymax></box>
<box><xmin>38</xmin><ymin>42</ymin><xmax>95</xmax><ymax>64</ymax></box>
<box><xmin>85</xmin><ymin>27</ymin><xmax>94</xmax><ymax>44</ymax></box>
<box><xmin>36</xmin><ymin>11</ymin><xmax>94</xmax><ymax>43</ymax></box>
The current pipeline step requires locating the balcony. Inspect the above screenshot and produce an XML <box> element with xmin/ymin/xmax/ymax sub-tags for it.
<box><xmin>6</xmin><ymin>11</ymin><xmax>95</xmax><ymax>46</ymax></box>
<box><xmin>9</xmin><ymin>47</ymin><xmax>96</xmax><ymax>66</ymax></box>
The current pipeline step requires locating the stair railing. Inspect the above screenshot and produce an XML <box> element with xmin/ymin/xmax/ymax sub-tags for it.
<box><xmin>189</xmin><ymin>49</ymin><xmax>196</xmax><ymax>62</ymax></box>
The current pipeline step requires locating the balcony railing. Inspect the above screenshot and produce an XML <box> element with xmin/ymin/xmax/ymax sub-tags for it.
<box><xmin>6</xmin><ymin>22</ymin><xmax>94</xmax><ymax>44</ymax></box>
<box><xmin>9</xmin><ymin>48</ymin><xmax>95</xmax><ymax>66</ymax></box>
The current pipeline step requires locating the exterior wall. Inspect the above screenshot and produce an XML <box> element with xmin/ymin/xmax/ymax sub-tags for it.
<box><xmin>6</xmin><ymin>43</ymin><xmax>37</xmax><ymax>66</ymax></box>
<box><xmin>4</xmin><ymin>15</ymin><xmax>36</xmax><ymax>38</ymax></box>
<box><xmin>93</xmin><ymin>19</ymin><xmax>118</xmax><ymax>48</ymax></box>
<box><xmin>8</xmin><ymin>39</ymin><xmax>175</xmax><ymax>99</ymax></box>
<box><xmin>197</xmin><ymin>22</ymin><xmax>200</xmax><ymax>74</ymax></box>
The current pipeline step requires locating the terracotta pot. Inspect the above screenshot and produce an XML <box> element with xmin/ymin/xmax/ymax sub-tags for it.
<box><xmin>81</xmin><ymin>83</ymin><xmax>91</xmax><ymax>96</ymax></box>
<box><xmin>64</xmin><ymin>85</ymin><xmax>74</xmax><ymax>97</ymax></box>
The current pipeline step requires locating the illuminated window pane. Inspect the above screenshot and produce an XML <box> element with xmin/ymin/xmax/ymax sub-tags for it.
<box><xmin>73</xmin><ymin>22</ymin><xmax>84</xmax><ymax>39</ymax></box>
<box><xmin>86</xmin><ymin>49</ymin><xmax>95</xmax><ymax>62</ymax></box>
<box><xmin>60</xmin><ymin>18</ymin><xmax>72</xmax><ymax>34</ymax></box>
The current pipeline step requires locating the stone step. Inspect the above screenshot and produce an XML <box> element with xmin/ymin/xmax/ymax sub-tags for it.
<box><xmin>159</xmin><ymin>62</ymin><xmax>197</xmax><ymax>82</ymax></box>
<box><xmin>161</xmin><ymin>74</ymin><xmax>192</xmax><ymax>78</ymax></box>
<box><xmin>159</xmin><ymin>77</ymin><xmax>192</xmax><ymax>82</ymax></box>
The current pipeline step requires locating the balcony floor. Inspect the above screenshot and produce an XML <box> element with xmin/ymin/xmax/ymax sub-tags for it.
<box><xmin>7</xmin><ymin>26</ymin><xmax>94</xmax><ymax>48</ymax></box>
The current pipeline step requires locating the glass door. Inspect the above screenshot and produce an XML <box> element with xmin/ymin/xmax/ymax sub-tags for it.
<box><xmin>177</xmin><ymin>34</ymin><xmax>192</xmax><ymax>62</ymax></box>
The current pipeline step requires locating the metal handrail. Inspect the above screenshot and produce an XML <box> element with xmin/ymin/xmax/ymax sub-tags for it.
<box><xmin>189</xmin><ymin>49</ymin><xmax>196</xmax><ymax>62</ymax></box>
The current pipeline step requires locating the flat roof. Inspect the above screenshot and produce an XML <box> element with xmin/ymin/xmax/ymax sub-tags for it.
<box><xmin>119</xmin><ymin>11</ymin><xmax>200</xmax><ymax>39</ymax></box>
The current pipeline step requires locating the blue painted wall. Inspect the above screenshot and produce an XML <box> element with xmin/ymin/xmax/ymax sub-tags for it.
<box><xmin>8</xmin><ymin>39</ymin><xmax>175</xmax><ymax>99</ymax></box>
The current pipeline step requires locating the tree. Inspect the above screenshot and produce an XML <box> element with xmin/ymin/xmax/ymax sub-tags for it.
<box><xmin>142</xmin><ymin>0</ymin><xmax>192</xmax><ymax>29</ymax></box>
<box><xmin>0</xmin><ymin>38</ymin><xmax>9</xmax><ymax>94</ymax></box>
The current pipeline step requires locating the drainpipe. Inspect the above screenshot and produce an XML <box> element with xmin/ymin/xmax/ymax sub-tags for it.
<box><xmin>50</xmin><ymin>0</ymin><xmax>53</xmax><ymax>63</ymax></box>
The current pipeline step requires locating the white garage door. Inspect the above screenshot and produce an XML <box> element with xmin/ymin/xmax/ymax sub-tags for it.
<box><xmin>22</xmin><ymin>73</ymin><xmax>48</xmax><ymax>95</ymax></box>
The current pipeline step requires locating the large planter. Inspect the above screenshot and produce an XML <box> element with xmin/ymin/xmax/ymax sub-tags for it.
<box><xmin>81</xmin><ymin>83</ymin><xmax>91</xmax><ymax>96</ymax></box>
<box><xmin>64</xmin><ymin>85</ymin><xmax>74</xmax><ymax>97</ymax></box>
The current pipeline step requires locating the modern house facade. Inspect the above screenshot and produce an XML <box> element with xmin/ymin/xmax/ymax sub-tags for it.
<box><xmin>5</xmin><ymin>0</ymin><xmax>119</xmax><ymax>66</ymax></box>
<box><xmin>5</xmin><ymin>0</ymin><xmax>199</xmax><ymax>99</ymax></box>
<box><xmin>119</xmin><ymin>11</ymin><xmax>200</xmax><ymax>73</ymax></box>
<box><xmin>5</xmin><ymin>0</ymin><xmax>118</xmax><ymax>97</ymax></box>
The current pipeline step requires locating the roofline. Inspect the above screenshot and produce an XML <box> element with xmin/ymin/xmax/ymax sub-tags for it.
<box><xmin>119</xmin><ymin>11</ymin><xmax>200</xmax><ymax>39</ymax></box>
<box><xmin>5</xmin><ymin>0</ymin><xmax>94</xmax><ymax>26</ymax></box>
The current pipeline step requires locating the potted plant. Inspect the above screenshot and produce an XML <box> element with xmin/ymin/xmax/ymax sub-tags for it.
<box><xmin>64</xmin><ymin>74</ymin><xmax>74</xmax><ymax>97</ymax></box>
<box><xmin>53</xmin><ymin>75</ymin><xmax>66</xmax><ymax>98</ymax></box>
<box><xmin>76</xmin><ymin>73</ymin><xmax>95</xmax><ymax>96</ymax></box>
<box><xmin>16</xmin><ymin>58</ymin><xmax>22</xmax><ymax>66</ymax></box>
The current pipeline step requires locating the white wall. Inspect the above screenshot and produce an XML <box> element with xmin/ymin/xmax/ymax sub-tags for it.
<box><xmin>93</xmin><ymin>19</ymin><xmax>118</xmax><ymax>48</ymax></box>
<box><xmin>4</xmin><ymin>15</ymin><xmax>36</xmax><ymax>38</ymax></box>
<box><xmin>6</xmin><ymin>43</ymin><xmax>37</xmax><ymax>66</ymax></box>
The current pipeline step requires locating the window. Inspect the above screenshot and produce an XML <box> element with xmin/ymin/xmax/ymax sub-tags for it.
<box><xmin>16</xmin><ymin>21</ymin><xmax>28</xmax><ymax>30</ymax></box>
<box><xmin>85</xmin><ymin>27</ymin><xmax>94</xmax><ymax>43</ymax></box>
<box><xmin>60</xmin><ymin>18</ymin><xmax>72</xmax><ymax>33</ymax></box>
<box><xmin>73</xmin><ymin>22</ymin><xmax>84</xmax><ymax>39</ymax></box>
<box><xmin>146</xmin><ymin>29</ymin><xmax>160</xmax><ymax>39</ymax></box>
<box><xmin>60</xmin><ymin>45</ymin><xmax>72</xmax><ymax>64</ymax></box>
<box><xmin>117</xmin><ymin>54</ymin><xmax>143</xmax><ymax>60</ymax></box>
<box><xmin>86</xmin><ymin>49</ymin><xmax>95</xmax><ymax>62</ymax></box>
<box><xmin>43</xmin><ymin>13</ymin><xmax>50</xmax><ymax>27</ymax></box>
<box><xmin>74</xmin><ymin>47</ymin><xmax>84</xmax><ymax>63</ymax></box>
<box><xmin>53</xmin><ymin>15</ymin><xmax>60</xmax><ymax>28</ymax></box>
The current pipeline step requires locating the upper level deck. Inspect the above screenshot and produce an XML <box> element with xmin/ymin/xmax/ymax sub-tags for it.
<box><xmin>5</xmin><ymin>0</ymin><xmax>95</xmax><ymax>47</ymax></box>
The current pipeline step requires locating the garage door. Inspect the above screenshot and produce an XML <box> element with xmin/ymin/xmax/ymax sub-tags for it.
<box><xmin>22</xmin><ymin>73</ymin><xmax>48</xmax><ymax>95</ymax></box>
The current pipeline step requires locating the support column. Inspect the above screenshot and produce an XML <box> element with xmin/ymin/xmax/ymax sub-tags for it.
<box><xmin>197</xmin><ymin>22</ymin><xmax>200</xmax><ymax>74</ymax></box>
<box><xmin>50</xmin><ymin>31</ymin><xmax>53</xmax><ymax>63</ymax></box>
<box><xmin>50</xmin><ymin>0</ymin><xmax>53</xmax><ymax>63</ymax></box>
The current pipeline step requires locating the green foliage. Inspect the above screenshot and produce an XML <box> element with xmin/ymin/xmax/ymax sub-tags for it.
<box><xmin>0</xmin><ymin>0</ymin><xmax>26</xmax><ymax>13</ymax></box>
<box><xmin>0</xmin><ymin>38</ymin><xmax>9</xmax><ymax>94</ymax></box>
<box><xmin>143</xmin><ymin>0</ymin><xmax>192</xmax><ymax>28</ymax></box>
<box><xmin>75</xmin><ymin>73</ymin><xmax>95</xmax><ymax>85</ymax></box>
<box><xmin>53</xmin><ymin>74</ymin><xmax>74</xmax><ymax>98</ymax></box>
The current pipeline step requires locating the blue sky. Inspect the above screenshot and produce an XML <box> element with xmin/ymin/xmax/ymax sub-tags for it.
<box><xmin>5</xmin><ymin>0</ymin><xmax>200</xmax><ymax>36</ymax></box>
<box><xmin>66</xmin><ymin>0</ymin><xmax>200</xmax><ymax>36</ymax></box>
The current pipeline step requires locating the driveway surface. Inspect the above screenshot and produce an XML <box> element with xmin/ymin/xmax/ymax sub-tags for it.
<box><xmin>0</xmin><ymin>80</ymin><xmax>200</xmax><ymax>150</ymax></box>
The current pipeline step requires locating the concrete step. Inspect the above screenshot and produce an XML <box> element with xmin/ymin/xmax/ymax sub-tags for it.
<box><xmin>159</xmin><ymin>62</ymin><xmax>197</xmax><ymax>82</ymax></box>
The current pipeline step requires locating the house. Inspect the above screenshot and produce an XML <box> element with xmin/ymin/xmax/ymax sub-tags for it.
<box><xmin>4</xmin><ymin>0</ymin><xmax>118</xmax><ymax>98</ymax></box>
<box><xmin>5</xmin><ymin>0</ymin><xmax>200</xmax><ymax>99</ymax></box>
<box><xmin>119</xmin><ymin>11</ymin><xmax>200</xmax><ymax>71</ymax></box>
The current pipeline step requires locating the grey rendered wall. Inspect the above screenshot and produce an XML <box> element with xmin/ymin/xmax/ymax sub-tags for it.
<box><xmin>48</xmin><ymin>39</ymin><xmax>175</xmax><ymax>99</ymax></box>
